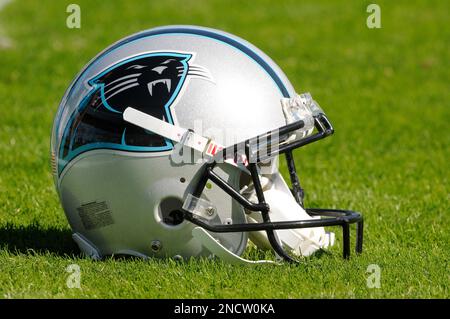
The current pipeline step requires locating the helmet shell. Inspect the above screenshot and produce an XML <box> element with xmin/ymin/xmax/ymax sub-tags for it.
<box><xmin>51</xmin><ymin>25</ymin><xmax>296</xmax><ymax>258</ymax></box>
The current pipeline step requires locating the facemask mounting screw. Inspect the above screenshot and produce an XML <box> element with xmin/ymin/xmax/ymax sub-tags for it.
<box><xmin>151</xmin><ymin>240</ymin><xmax>162</xmax><ymax>252</ymax></box>
<box><xmin>173</xmin><ymin>255</ymin><xmax>183</xmax><ymax>261</ymax></box>
<box><xmin>206</xmin><ymin>206</ymin><xmax>216</xmax><ymax>216</ymax></box>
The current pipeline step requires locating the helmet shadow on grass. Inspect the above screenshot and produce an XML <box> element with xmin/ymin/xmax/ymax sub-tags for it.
<box><xmin>0</xmin><ymin>223</ymin><xmax>81</xmax><ymax>257</ymax></box>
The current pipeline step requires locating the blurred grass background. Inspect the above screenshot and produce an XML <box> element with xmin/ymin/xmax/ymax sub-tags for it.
<box><xmin>0</xmin><ymin>0</ymin><xmax>448</xmax><ymax>298</ymax></box>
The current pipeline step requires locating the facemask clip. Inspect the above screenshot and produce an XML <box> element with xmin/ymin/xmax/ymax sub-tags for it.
<box><xmin>183</xmin><ymin>194</ymin><xmax>217</xmax><ymax>220</ymax></box>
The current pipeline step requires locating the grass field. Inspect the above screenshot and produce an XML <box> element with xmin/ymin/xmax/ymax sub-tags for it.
<box><xmin>0</xmin><ymin>0</ymin><xmax>448</xmax><ymax>298</ymax></box>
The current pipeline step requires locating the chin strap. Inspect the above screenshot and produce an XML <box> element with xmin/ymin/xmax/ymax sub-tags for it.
<box><xmin>123</xmin><ymin>107</ymin><xmax>249</xmax><ymax>170</ymax></box>
<box><xmin>123</xmin><ymin>107</ymin><xmax>222</xmax><ymax>156</ymax></box>
<box><xmin>192</xmin><ymin>227</ymin><xmax>277</xmax><ymax>265</ymax></box>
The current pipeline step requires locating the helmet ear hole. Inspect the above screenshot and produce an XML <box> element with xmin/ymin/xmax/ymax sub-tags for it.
<box><xmin>159</xmin><ymin>197</ymin><xmax>185</xmax><ymax>226</ymax></box>
<box><xmin>168</xmin><ymin>210</ymin><xmax>184</xmax><ymax>225</ymax></box>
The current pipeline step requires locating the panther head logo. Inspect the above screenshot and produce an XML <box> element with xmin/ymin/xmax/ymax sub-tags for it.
<box><xmin>59</xmin><ymin>52</ymin><xmax>212</xmax><ymax>174</ymax></box>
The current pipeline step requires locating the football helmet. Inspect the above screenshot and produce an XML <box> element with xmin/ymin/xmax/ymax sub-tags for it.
<box><xmin>51</xmin><ymin>25</ymin><xmax>363</xmax><ymax>264</ymax></box>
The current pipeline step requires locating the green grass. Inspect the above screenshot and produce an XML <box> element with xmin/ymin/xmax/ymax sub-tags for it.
<box><xmin>0</xmin><ymin>0</ymin><xmax>449</xmax><ymax>298</ymax></box>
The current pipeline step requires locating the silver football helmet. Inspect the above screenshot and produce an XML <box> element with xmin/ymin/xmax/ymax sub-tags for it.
<box><xmin>51</xmin><ymin>25</ymin><xmax>363</xmax><ymax>264</ymax></box>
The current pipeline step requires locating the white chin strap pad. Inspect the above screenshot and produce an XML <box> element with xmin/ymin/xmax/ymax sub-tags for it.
<box><xmin>246</xmin><ymin>173</ymin><xmax>335</xmax><ymax>257</ymax></box>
